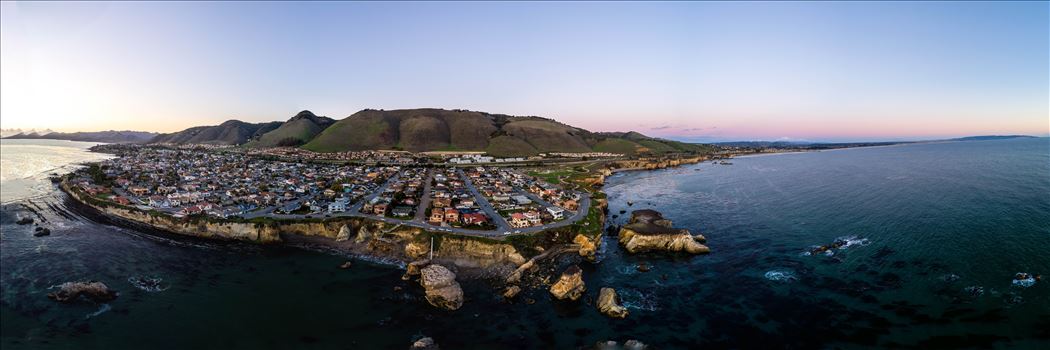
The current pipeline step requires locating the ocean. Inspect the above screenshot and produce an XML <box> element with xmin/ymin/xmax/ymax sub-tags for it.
<box><xmin>1</xmin><ymin>138</ymin><xmax>1048</xmax><ymax>349</ymax></box>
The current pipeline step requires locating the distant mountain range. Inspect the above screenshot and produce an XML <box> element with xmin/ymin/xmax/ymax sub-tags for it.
<box><xmin>7</xmin><ymin>110</ymin><xmax>1035</xmax><ymax>155</ymax></box>
<box><xmin>149</xmin><ymin>108</ymin><xmax>712</xmax><ymax>156</ymax></box>
<box><xmin>715</xmin><ymin>135</ymin><xmax>1037</xmax><ymax>149</ymax></box>
<box><xmin>3</xmin><ymin>130</ymin><xmax>158</xmax><ymax>143</ymax></box>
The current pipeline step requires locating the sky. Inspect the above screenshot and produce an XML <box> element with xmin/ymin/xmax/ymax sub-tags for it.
<box><xmin>1</xmin><ymin>1</ymin><xmax>1047</xmax><ymax>142</ymax></box>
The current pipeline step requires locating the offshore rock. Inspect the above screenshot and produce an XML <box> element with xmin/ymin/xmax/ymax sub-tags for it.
<box><xmin>549</xmin><ymin>265</ymin><xmax>586</xmax><ymax>301</ymax></box>
<box><xmin>47</xmin><ymin>281</ymin><xmax>118</xmax><ymax>303</ymax></box>
<box><xmin>618</xmin><ymin>210</ymin><xmax>710</xmax><ymax>254</ymax></box>
<box><xmin>403</xmin><ymin>259</ymin><xmax>431</xmax><ymax>280</ymax></box>
<box><xmin>597</xmin><ymin>288</ymin><xmax>628</xmax><ymax>319</ymax></box>
<box><xmin>503</xmin><ymin>285</ymin><xmax>521</xmax><ymax>299</ymax></box>
<box><xmin>16</xmin><ymin>217</ymin><xmax>34</xmax><ymax>225</ymax></box>
<box><xmin>419</xmin><ymin>264</ymin><xmax>463</xmax><ymax>311</ymax></box>
<box><xmin>34</xmin><ymin>227</ymin><xmax>51</xmax><ymax>237</ymax></box>
<box><xmin>595</xmin><ymin>340</ymin><xmax>649</xmax><ymax>350</ymax></box>
<box><xmin>410</xmin><ymin>336</ymin><xmax>439</xmax><ymax>350</ymax></box>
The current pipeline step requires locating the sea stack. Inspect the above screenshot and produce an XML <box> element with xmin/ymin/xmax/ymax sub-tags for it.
<box><xmin>597</xmin><ymin>288</ymin><xmax>629</xmax><ymax>319</ymax></box>
<box><xmin>549</xmin><ymin>265</ymin><xmax>586</xmax><ymax>301</ymax></box>
<box><xmin>419</xmin><ymin>264</ymin><xmax>464</xmax><ymax>311</ymax></box>
<box><xmin>618</xmin><ymin>209</ymin><xmax>710</xmax><ymax>254</ymax></box>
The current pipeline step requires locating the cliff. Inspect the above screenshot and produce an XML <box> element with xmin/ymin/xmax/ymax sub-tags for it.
<box><xmin>607</xmin><ymin>156</ymin><xmax>706</xmax><ymax>173</ymax></box>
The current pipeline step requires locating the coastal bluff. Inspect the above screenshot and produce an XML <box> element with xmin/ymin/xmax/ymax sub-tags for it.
<box><xmin>618</xmin><ymin>209</ymin><xmax>709</xmax><ymax>254</ymax></box>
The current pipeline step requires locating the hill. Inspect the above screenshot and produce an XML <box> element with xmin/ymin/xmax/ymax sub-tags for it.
<box><xmin>245</xmin><ymin>110</ymin><xmax>335</xmax><ymax>148</ymax></box>
<box><xmin>302</xmin><ymin>108</ymin><xmax>597</xmax><ymax>155</ymax></box>
<box><xmin>150</xmin><ymin>120</ymin><xmax>282</xmax><ymax>145</ymax></box>
<box><xmin>3</xmin><ymin>130</ymin><xmax>158</xmax><ymax>143</ymax></box>
<box><xmin>149</xmin><ymin>108</ymin><xmax>713</xmax><ymax>156</ymax></box>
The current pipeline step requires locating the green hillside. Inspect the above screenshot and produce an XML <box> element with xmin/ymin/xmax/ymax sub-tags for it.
<box><xmin>246</xmin><ymin>110</ymin><xmax>335</xmax><ymax>148</ymax></box>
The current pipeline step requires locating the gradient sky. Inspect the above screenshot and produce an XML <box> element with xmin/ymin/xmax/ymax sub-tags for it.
<box><xmin>1</xmin><ymin>1</ymin><xmax>1047</xmax><ymax>142</ymax></box>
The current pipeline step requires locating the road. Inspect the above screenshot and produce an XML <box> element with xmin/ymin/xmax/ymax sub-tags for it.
<box><xmin>413</xmin><ymin>169</ymin><xmax>433</xmax><ymax>223</ymax></box>
<box><xmin>456</xmin><ymin>168</ymin><xmax>511</xmax><ymax>233</ymax></box>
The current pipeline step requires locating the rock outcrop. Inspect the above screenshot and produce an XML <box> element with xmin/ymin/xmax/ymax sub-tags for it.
<box><xmin>618</xmin><ymin>210</ymin><xmax>710</xmax><ymax>255</ymax></box>
<box><xmin>597</xmin><ymin>287</ymin><xmax>628</xmax><ymax>318</ymax></box>
<box><xmin>335</xmin><ymin>225</ymin><xmax>351</xmax><ymax>242</ymax></box>
<box><xmin>549</xmin><ymin>265</ymin><xmax>586</xmax><ymax>301</ymax></box>
<box><xmin>574</xmin><ymin>234</ymin><xmax>598</xmax><ymax>262</ymax></box>
<box><xmin>47</xmin><ymin>281</ymin><xmax>118</xmax><ymax>303</ymax></box>
<box><xmin>419</xmin><ymin>264</ymin><xmax>464</xmax><ymax>310</ymax></box>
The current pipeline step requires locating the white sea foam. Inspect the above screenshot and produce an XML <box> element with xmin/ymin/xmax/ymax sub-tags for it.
<box><xmin>128</xmin><ymin>276</ymin><xmax>169</xmax><ymax>292</ymax></box>
<box><xmin>764</xmin><ymin>270</ymin><xmax>798</xmax><ymax>282</ymax></box>
<box><xmin>618</xmin><ymin>288</ymin><xmax>659</xmax><ymax>311</ymax></box>
<box><xmin>85</xmin><ymin>303</ymin><xmax>111</xmax><ymax>319</ymax></box>
<box><xmin>834</xmin><ymin>235</ymin><xmax>870</xmax><ymax>249</ymax></box>
<box><xmin>1012</xmin><ymin>273</ymin><xmax>1037</xmax><ymax>288</ymax></box>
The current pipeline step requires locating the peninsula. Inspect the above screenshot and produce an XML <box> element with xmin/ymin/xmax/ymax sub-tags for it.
<box><xmin>55</xmin><ymin>108</ymin><xmax>723</xmax><ymax>311</ymax></box>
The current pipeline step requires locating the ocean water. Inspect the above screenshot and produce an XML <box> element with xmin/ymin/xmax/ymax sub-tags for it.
<box><xmin>2</xmin><ymin>138</ymin><xmax>1049</xmax><ymax>349</ymax></box>
<box><xmin>0</xmin><ymin>139</ymin><xmax>112</xmax><ymax>204</ymax></box>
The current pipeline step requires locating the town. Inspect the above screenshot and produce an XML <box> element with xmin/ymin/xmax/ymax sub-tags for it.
<box><xmin>70</xmin><ymin>145</ymin><xmax>590</xmax><ymax>236</ymax></box>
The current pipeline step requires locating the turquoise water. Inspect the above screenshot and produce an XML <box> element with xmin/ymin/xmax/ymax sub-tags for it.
<box><xmin>2</xmin><ymin>138</ymin><xmax>1048</xmax><ymax>349</ymax></box>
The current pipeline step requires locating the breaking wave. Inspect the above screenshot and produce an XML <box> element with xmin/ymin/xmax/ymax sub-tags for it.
<box><xmin>764</xmin><ymin>270</ymin><xmax>798</xmax><ymax>282</ymax></box>
<box><xmin>128</xmin><ymin>276</ymin><xmax>169</xmax><ymax>292</ymax></box>
<box><xmin>617</xmin><ymin>288</ymin><xmax>659</xmax><ymax>312</ymax></box>
<box><xmin>85</xmin><ymin>303</ymin><xmax>112</xmax><ymax>319</ymax></box>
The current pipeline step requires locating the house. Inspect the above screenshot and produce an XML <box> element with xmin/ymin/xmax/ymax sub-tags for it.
<box><xmin>523</xmin><ymin>210</ymin><xmax>542</xmax><ymax>226</ymax></box>
<box><xmin>429</xmin><ymin>210</ymin><xmax>444</xmax><ymax>224</ymax></box>
<box><xmin>509</xmin><ymin>212</ymin><xmax>529</xmax><ymax>228</ymax></box>
<box><xmin>110</xmin><ymin>196</ymin><xmax>131</xmax><ymax>206</ymax></box>
<box><xmin>511</xmin><ymin>195</ymin><xmax>532</xmax><ymax>205</ymax></box>
<box><xmin>148</xmin><ymin>195</ymin><xmax>170</xmax><ymax>208</ymax></box>
<box><xmin>546</xmin><ymin>206</ymin><xmax>565</xmax><ymax>220</ymax></box>
<box><xmin>432</xmin><ymin>197</ymin><xmax>452</xmax><ymax>208</ymax></box>
<box><xmin>392</xmin><ymin>205</ymin><xmax>413</xmax><ymax>217</ymax></box>
<box><xmin>373</xmin><ymin>203</ymin><xmax>388</xmax><ymax>215</ymax></box>
<box><xmin>461</xmin><ymin>212</ymin><xmax>488</xmax><ymax>225</ymax></box>
<box><xmin>180</xmin><ymin>205</ymin><xmax>203</xmax><ymax>216</ymax></box>
<box><xmin>328</xmin><ymin>198</ymin><xmax>349</xmax><ymax>213</ymax></box>
<box><xmin>129</xmin><ymin>186</ymin><xmax>150</xmax><ymax>196</ymax></box>
<box><xmin>443</xmin><ymin>208</ymin><xmax>460</xmax><ymax>223</ymax></box>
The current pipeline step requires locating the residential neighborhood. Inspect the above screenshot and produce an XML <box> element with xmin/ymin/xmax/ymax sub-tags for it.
<box><xmin>71</xmin><ymin>145</ymin><xmax>590</xmax><ymax>236</ymax></box>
